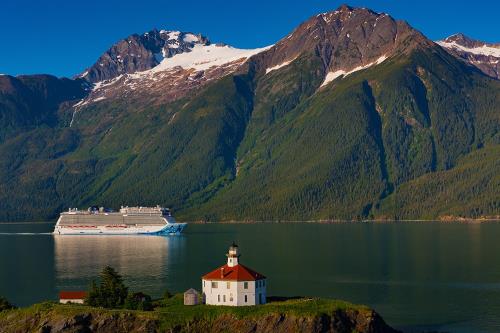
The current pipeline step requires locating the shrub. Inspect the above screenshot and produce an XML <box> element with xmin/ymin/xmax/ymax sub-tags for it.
<box><xmin>124</xmin><ymin>292</ymin><xmax>153</xmax><ymax>311</ymax></box>
<box><xmin>0</xmin><ymin>297</ymin><xmax>14</xmax><ymax>311</ymax></box>
<box><xmin>162</xmin><ymin>290</ymin><xmax>173</xmax><ymax>300</ymax></box>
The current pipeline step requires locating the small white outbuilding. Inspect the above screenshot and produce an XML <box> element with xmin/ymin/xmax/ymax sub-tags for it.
<box><xmin>202</xmin><ymin>243</ymin><xmax>266</xmax><ymax>306</ymax></box>
<box><xmin>183</xmin><ymin>288</ymin><xmax>200</xmax><ymax>305</ymax></box>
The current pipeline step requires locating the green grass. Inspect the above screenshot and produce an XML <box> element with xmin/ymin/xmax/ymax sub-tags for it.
<box><xmin>0</xmin><ymin>295</ymin><xmax>369</xmax><ymax>332</ymax></box>
<box><xmin>154</xmin><ymin>294</ymin><xmax>366</xmax><ymax>329</ymax></box>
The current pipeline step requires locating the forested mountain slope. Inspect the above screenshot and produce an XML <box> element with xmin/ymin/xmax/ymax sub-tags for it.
<box><xmin>0</xmin><ymin>5</ymin><xmax>498</xmax><ymax>221</ymax></box>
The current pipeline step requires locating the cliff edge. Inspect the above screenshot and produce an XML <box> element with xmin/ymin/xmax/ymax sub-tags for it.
<box><xmin>0</xmin><ymin>296</ymin><xmax>399</xmax><ymax>333</ymax></box>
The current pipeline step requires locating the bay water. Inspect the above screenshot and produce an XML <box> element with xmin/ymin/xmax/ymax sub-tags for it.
<box><xmin>1</xmin><ymin>222</ymin><xmax>499</xmax><ymax>332</ymax></box>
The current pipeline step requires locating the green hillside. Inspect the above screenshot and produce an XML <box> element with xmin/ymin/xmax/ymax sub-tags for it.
<box><xmin>376</xmin><ymin>144</ymin><xmax>500</xmax><ymax>219</ymax></box>
<box><xmin>177</xmin><ymin>46</ymin><xmax>500</xmax><ymax>221</ymax></box>
<box><xmin>0</xmin><ymin>44</ymin><xmax>499</xmax><ymax>222</ymax></box>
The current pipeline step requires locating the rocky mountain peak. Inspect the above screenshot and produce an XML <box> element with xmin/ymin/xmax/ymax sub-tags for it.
<box><xmin>79</xmin><ymin>29</ymin><xmax>210</xmax><ymax>83</ymax></box>
<box><xmin>443</xmin><ymin>33</ymin><xmax>481</xmax><ymax>48</ymax></box>
<box><xmin>437</xmin><ymin>34</ymin><xmax>500</xmax><ymax>79</ymax></box>
<box><xmin>442</xmin><ymin>33</ymin><xmax>500</xmax><ymax>49</ymax></box>
<box><xmin>338</xmin><ymin>4</ymin><xmax>352</xmax><ymax>11</ymax></box>
<box><xmin>259</xmin><ymin>5</ymin><xmax>430</xmax><ymax>84</ymax></box>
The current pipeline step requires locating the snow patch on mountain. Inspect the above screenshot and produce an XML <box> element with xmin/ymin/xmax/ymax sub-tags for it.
<box><xmin>92</xmin><ymin>75</ymin><xmax>123</xmax><ymax>90</ymax></box>
<box><xmin>321</xmin><ymin>55</ymin><xmax>388</xmax><ymax>87</ymax></box>
<box><xmin>183</xmin><ymin>33</ymin><xmax>199</xmax><ymax>43</ymax></box>
<box><xmin>164</xmin><ymin>31</ymin><xmax>180</xmax><ymax>40</ymax></box>
<box><xmin>437</xmin><ymin>41</ymin><xmax>500</xmax><ymax>57</ymax></box>
<box><xmin>72</xmin><ymin>42</ymin><xmax>273</xmax><ymax>118</ymax></box>
<box><xmin>150</xmin><ymin>43</ymin><xmax>272</xmax><ymax>73</ymax></box>
<box><xmin>265</xmin><ymin>57</ymin><xmax>297</xmax><ymax>74</ymax></box>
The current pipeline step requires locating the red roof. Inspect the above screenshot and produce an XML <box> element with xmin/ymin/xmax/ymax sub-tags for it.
<box><xmin>202</xmin><ymin>264</ymin><xmax>265</xmax><ymax>281</ymax></box>
<box><xmin>59</xmin><ymin>291</ymin><xmax>87</xmax><ymax>299</ymax></box>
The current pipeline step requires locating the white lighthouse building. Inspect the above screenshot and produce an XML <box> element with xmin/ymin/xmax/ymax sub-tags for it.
<box><xmin>202</xmin><ymin>243</ymin><xmax>267</xmax><ymax>306</ymax></box>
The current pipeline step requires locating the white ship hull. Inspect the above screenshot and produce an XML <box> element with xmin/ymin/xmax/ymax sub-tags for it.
<box><xmin>53</xmin><ymin>207</ymin><xmax>187</xmax><ymax>235</ymax></box>
<box><xmin>54</xmin><ymin>221</ymin><xmax>186</xmax><ymax>235</ymax></box>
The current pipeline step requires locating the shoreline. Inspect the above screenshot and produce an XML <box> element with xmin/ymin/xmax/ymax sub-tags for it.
<box><xmin>185</xmin><ymin>217</ymin><xmax>500</xmax><ymax>224</ymax></box>
<box><xmin>1</xmin><ymin>218</ymin><xmax>500</xmax><ymax>225</ymax></box>
<box><xmin>0</xmin><ymin>295</ymin><xmax>399</xmax><ymax>333</ymax></box>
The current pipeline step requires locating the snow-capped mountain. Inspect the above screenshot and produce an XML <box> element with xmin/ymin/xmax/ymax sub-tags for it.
<box><xmin>79</xmin><ymin>29</ymin><xmax>210</xmax><ymax>83</ymax></box>
<box><xmin>76</xmin><ymin>4</ymin><xmax>434</xmax><ymax>113</ymax></box>
<box><xmin>437</xmin><ymin>33</ymin><xmax>500</xmax><ymax>79</ymax></box>
<box><xmin>74</xmin><ymin>31</ymin><xmax>270</xmax><ymax>112</ymax></box>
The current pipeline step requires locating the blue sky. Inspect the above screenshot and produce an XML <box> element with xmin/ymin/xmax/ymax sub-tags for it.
<box><xmin>1</xmin><ymin>0</ymin><xmax>499</xmax><ymax>77</ymax></box>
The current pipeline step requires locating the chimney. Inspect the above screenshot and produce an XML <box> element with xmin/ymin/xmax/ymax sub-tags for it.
<box><xmin>220</xmin><ymin>267</ymin><xmax>224</xmax><ymax>278</ymax></box>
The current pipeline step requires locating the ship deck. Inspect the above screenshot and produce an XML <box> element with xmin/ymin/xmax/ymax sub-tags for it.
<box><xmin>58</xmin><ymin>214</ymin><xmax>167</xmax><ymax>225</ymax></box>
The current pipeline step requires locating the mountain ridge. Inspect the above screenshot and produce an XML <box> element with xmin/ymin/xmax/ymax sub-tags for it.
<box><xmin>0</xmin><ymin>4</ymin><xmax>499</xmax><ymax>222</ymax></box>
<box><xmin>437</xmin><ymin>33</ymin><xmax>500</xmax><ymax>79</ymax></box>
<box><xmin>79</xmin><ymin>29</ymin><xmax>210</xmax><ymax>83</ymax></box>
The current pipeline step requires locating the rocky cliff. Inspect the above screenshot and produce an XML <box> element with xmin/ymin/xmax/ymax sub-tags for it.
<box><xmin>0</xmin><ymin>299</ymin><xmax>398</xmax><ymax>333</ymax></box>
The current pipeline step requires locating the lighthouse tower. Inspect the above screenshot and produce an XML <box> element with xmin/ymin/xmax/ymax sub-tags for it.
<box><xmin>201</xmin><ymin>243</ymin><xmax>267</xmax><ymax>306</ymax></box>
<box><xmin>226</xmin><ymin>242</ymin><xmax>240</xmax><ymax>267</ymax></box>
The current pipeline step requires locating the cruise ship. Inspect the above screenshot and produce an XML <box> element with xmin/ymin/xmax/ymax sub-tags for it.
<box><xmin>53</xmin><ymin>206</ymin><xmax>187</xmax><ymax>235</ymax></box>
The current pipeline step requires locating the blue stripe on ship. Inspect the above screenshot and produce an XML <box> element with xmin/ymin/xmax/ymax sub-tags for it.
<box><xmin>142</xmin><ymin>223</ymin><xmax>187</xmax><ymax>235</ymax></box>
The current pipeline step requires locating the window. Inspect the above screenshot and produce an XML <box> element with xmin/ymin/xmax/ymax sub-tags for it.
<box><xmin>259</xmin><ymin>293</ymin><xmax>263</xmax><ymax>304</ymax></box>
<box><xmin>244</xmin><ymin>295</ymin><xmax>248</xmax><ymax>303</ymax></box>
<box><xmin>244</xmin><ymin>282</ymin><xmax>248</xmax><ymax>289</ymax></box>
<box><xmin>230</xmin><ymin>294</ymin><xmax>233</xmax><ymax>302</ymax></box>
<box><xmin>211</xmin><ymin>281</ymin><xmax>218</xmax><ymax>288</ymax></box>
<box><xmin>226</xmin><ymin>281</ymin><xmax>231</xmax><ymax>289</ymax></box>
<box><xmin>203</xmin><ymin>281</ymin><xmax>205</xmax><ymax>287</ymax></box>
<box><xmin>223</xmin><ymin>295</ymin><xmax>226</xmax><ymax>302</ymax></box>
<box><xmin>218</xmin><ymin>295</ymin><xmax>220</xmax><ymax>302</ymax></box>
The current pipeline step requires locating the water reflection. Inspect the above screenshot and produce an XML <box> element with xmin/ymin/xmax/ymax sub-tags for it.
<box><xmin>54</xmin><ymin>235</ymin><xmax>186</xmax><ymax>296</ymax></box>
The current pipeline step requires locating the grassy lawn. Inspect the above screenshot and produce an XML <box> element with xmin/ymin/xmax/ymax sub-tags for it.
<box><xmin>154</xmin><ymin>295</ymin><xmax>368</xmax><ymax>330</ymax></box>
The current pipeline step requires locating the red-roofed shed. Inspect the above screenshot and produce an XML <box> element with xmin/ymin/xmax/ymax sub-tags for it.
<box><xmin>59</xmin><ymin>291</ymin><xmax>87</xmax><ymax>304</ymax></box>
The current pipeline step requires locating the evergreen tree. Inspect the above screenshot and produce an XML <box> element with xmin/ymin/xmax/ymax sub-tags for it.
<box><xmin>85</xmin><ymin>280</ymin><xmax>99</xmax><ymax>307</ymax></box>
<box><xmin>85</xmin><ymin>266</ymin><xmax>128</xmax><ymax>308</ymax></box>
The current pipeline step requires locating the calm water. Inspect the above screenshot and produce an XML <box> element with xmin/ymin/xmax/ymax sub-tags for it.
<box><xmin>1</xmin><ymin>222</ymin><xmax>500</xmax><ymax>332</ymax></box>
